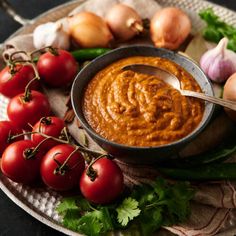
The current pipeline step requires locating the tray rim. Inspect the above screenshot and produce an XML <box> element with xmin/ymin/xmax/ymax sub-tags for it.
<box><xmin>1</xmin><ymin>0</ymin><xmax>236</xmax><ymax>236</ymax></box>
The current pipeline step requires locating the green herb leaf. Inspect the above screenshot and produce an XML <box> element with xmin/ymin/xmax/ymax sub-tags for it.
<box><xmin>77</xmin><ymin>208</ymin><xmax>114</xmax><ymax>236</ymax></box>
<box><xmin>63</xmin><ymin>209</ymin><xmax>81</xmax><ymax>231</ymax></box>
<box><xmin>77</xmin><ymin>211</ymin><xmax>103</xmax><ymax>236</ymax></box>
<box><xmin>56</xmin><ymin>197</ymin><xmax>78</xmax><ymax>214</ymax></box>
<box><xmin>134</xmin><ymin>179</ymin><xmax>194</xmax><ymax>235</ymax></box>
<box><xmin>56</xmin><ymin>178</ymin><xmax>195</xmax><ymax>236</ymax></box>
<box><xmin>199</xmin><ymin>8</ymin><xmax>236</xmax><ymax>51</ymax></box>
<box><xmin>139</xmin><ymin>207</ymin><xmax>163</xmax><ymax>235</ymax></box>
<box><xmin>116</xmin><ymin>197</ymin><xmax>141</xmax><ymax>226</ymax></box>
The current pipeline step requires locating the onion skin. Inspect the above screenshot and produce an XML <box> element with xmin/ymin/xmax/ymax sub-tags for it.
<box><xmin>150</xmin><ymin>7</ymin><xmax>191</xmax><ymax>50</ymax></box>
<box><xmin>105</xmin><ymin>4</ymin><xmax>143</xmax><ymax>42</ymax></box>
<box><xmin>68</xmin><ymin>12</ymin><xmax>113</xmax><ymax>48</ymax></box>
<box><xmin>223</xmin><ymin>73</ymin><xmax>236</xmax><ymax>121</ymax></box>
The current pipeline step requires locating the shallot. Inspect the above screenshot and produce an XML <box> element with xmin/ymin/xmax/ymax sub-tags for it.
<box><xmin>150</xmin><ymin>7</ymin><xmax>191</xmax><ymax>50</ymax></box>
<box><xmin>105</xmin><ymin>4</ymin><xmax>143</xmax><ymax>42</ymax></box>
<box><xmin>68</xmin><ymin>12</ymin><xmax>113</xmax><ymax>48</ymax></box>
<box><xmin>200</xmin><ymin>37</ymin><xmax>236</xmax><ymax>83</ymax></box>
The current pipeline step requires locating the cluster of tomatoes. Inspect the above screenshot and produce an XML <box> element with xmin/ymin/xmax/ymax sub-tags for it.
<box><xmin>0</xmin><ymin>48</ymin><xmax>124</xmax><ymax>204</ymax></box>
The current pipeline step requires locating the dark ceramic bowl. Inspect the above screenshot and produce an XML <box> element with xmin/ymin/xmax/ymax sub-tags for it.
<box><xmin>71</xmin><ymin>45</ymin><xmax>214</xmax><ymax>164</ymax></box>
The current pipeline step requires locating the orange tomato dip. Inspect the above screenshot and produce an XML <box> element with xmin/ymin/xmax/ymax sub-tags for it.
<box><xmin>83</xmin><ymin>56</ymin><xmax>204</xmax><ymax>147</ymax></box>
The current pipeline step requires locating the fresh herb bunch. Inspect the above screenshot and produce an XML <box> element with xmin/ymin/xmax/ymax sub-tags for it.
<box><xmin>56</xmin><ymin>178</ymin><xmax>195</xmax><ymax>236</ymax></box>
<box><xmin>199</xmin><ymin>8</ymin><xmax>236</xmax><ymax>51</ymax></box>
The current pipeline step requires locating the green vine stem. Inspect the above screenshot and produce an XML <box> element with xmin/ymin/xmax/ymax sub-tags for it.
<box><xmin>10</xmin><ymin>131</ymin><xmax>106</xmax><ymax>157</ymax></box>
<box><xmin>86</xmin><ymin>154</ymin><xmax>109</xmax><ymax>181</ymax></box>
<box><xmin>23</xmin><ymin>137</ymin><xmax>51</xmax><ymax>160</ymax></box>
<box><xmin>54</xmin><ymin>146</ymin><xmax>80</xmax><ymax>175</ymax></box>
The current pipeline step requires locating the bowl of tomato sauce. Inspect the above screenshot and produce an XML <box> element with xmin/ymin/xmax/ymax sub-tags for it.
<box><xmin>71</xmin><ymin>45</ymin><xmax>214</xmax><ymax>164</ymax></box>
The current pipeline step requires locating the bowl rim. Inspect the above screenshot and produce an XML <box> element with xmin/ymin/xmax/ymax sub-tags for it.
<box><xmin>71</xmin><ymin>45</ymin><xmax>215</xmax><ymax>150</ymax></box>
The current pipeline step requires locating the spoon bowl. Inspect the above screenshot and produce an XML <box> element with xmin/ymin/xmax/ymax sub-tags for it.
<box><xmin>122</xmin><ymin>64</ymin><xmax>181</xmax><ymax>90</ymax></box>
<box><xmin>123</xmin><ymin>63</ymin><xmax>236</xmax><ymax>111</ymax></box>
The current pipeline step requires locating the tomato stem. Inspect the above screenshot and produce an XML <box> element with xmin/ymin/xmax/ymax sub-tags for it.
<box><xmin>30</xmin><ymin>46</ymin><xmax>57</xmax><ymax>59</ymax></box>
<box><xmin>10</xmin><ymin>131</ymin><xmax>106</xmax><ymax>157</ymax></box>
<box><xmin>23</xmin><ymin>137</ymin><xmax>51</xmax><ymax>160</ymax></box>
<box><xmin>40</xmin><ymin>117</ymin><xmax>52</xmax><ymax>125</ymax></box>
<box><xmin>38</xmin><ymin>117</ymin><xmax>52</xmax><ymax>133</ymax></box>
<box><xmin>34</xmin><ymin>136</ymin><xmax>51</xmax><ymax>152</ymax></box>
<box><xmin>54</xmin><ymin>146</ymin><xmax>80</xmax><ymax>175</ymax></box>
<box><xmin>5</xmin><ymin>49</ymin><xmax>40</xmax><ymax>102</ymax></box>
<box><xmin>48</xmin><ymin>46</ymin><xmax>59</xmax><ymax>56</ymax></box>
<box><xmin>86</xmin><ymin>154</ymin><xmax>108</xmax><ymax>181</ymax></box>
<box><xmin>7</xmin><ymin>130</ymin><xmax>15</xmax><ymax>143</ymax></box>
<box><xmin>53</xmin><ymin>153</ymin><xmax>64</xmax><ymax>175</ymax></box>
<box><xmin>23</xmin><ymin>147</ymin><xmax>38</xmax><ymax>160</ymax></box>
<box><xmin>8</xmin><ymin>63</ymin><xmax>21</xmax><ymax>77</ymax></box>
<box><xmin>22</xmin><ymin>63</ymin><xmax>40</xmax><ymax>102</ymax></box>
<box><xmin>59</xmin><ymin>127</ymin><xmax>71</xmax><ymax>143</ymax></box>
<box><xmin>8</xmin><ymin>50</ymin><xmax>29</xmax><ymax>64</ymax></box>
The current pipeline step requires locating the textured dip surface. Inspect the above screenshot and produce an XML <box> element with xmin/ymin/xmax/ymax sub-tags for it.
<box><xmin>83</xmin><ymin>56</ymin><xmax>204</xmax><ymax>147</ymax></box>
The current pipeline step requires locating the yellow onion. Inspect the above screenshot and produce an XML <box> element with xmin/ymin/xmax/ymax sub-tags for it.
<box><xmin>223</xmin><ymin>73</ymin><xmax>236</xmax><ymax>121</ymax></box>
<box><xmin>68</xmin><ymin>11</ymin><xmax>113</xmax><ymax>48</ymax></box>
<box><xmin>150</xmin><ymin>7</ymin><xmax>191</xmax><ymax>50</ymax></box>
<box><xmin>105</xmin><ymin>4</ymin><xmax>143</xmax><ymax>42</ymax></box>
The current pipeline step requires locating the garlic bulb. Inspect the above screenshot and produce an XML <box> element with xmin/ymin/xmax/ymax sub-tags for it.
<box><xmin>200</xmin><ymin>37</ymin><xmax>236</xmax><ymax>83</ymax></box>
<box><xmin>33</xmin><ymin>21</ymin><xmax>70</xmax><ymax>50</ymax></box>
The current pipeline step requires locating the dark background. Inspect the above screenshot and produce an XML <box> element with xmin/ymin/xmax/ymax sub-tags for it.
<box><xmin>0</xmin><ymin>0</ymin><xmax>235</xmax><ymax>235</ymax></box>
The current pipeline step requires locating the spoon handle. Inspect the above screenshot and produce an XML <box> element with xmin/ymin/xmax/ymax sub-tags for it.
<box><xmin>181</xmin><ymin>90</ymin><xmax>236</xmax><ymax>111</ymax></box>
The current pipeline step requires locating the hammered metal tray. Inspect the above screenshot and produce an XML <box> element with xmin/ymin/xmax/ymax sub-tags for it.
<box><xmin>1</xmin><ymin>0</ymin><xmax>236</xmax><ymax>235</ymax></box>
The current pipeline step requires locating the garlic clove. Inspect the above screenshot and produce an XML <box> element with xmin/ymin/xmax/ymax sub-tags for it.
<box><xmin>33</xmin><ymin>21</ymin><xmax>70</xmax><ymax>50</ymax></box>
<box><xmin>200</xmin><ymin>37</ymin><xmax>236</xmax><ymax>83</ymax></box>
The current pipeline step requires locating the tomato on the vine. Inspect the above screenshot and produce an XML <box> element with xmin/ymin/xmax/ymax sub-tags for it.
<box><xmin>31</xmin><ymin>116</ymin><xmax>66</xmax><ymax>152</ymax></box>
<box><xmin>40</xmin><ymin>144</ymin><xmax>85</xmax><ymax>191</ymax></box>
<box><xmin>7</xmin><ymin>90</ymin><xmax>51</xmax><ymax>130</ymax></box>
<box><xmin>37</xmin><ymin>49</ymin><xmax>78</xmax><ymax>87</ymax></box>
<box><xmin>0</xmin><ymin>64</ymin><xmax>39</xmax><ymax>98</ymax></box>
<box><xmin>80</xmin><ymin>158</ymin><xmax>124</xmax><ymax>204</ymax></box>
<box><xmin>1</xmin><ymin>140</ymin><xmax>44</xmax><ymax>184</ymax></box>
<box><xmin>0</xmin><ymin>120</ymin><xmax>23</xmax><ymax>156</ymax></box>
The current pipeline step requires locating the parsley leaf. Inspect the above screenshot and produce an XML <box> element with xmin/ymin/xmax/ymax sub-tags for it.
<box><xmin>116</xmin><ymin>197</ymin><xmax>141</xmax><ymax>226</ymax></box>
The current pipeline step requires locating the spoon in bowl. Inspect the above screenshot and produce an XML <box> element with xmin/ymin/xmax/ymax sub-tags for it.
<box><xmin>122</xmin><ymin>64</ymin><xmax>236</xmax><ymax>111</ymax></box>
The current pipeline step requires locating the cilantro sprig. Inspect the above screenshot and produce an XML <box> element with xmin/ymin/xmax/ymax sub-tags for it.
<box><xmin>199</xmin><ymin>8</ymin><xmax>236</xmax><ymax>51</ymax></box>
<box><xmin>56</xmin><ymin>178</ymin><xmax>195</xmax><ymax>236</ymax></box>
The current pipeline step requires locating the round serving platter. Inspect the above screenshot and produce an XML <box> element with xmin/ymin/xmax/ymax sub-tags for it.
<box><xmin>1</xmin><ymin>0</ymin><xmax>236</xmax><ymax>235</ymax></box>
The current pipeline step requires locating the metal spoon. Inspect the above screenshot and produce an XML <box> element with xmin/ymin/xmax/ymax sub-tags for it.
<box><xmin>122</xmin><ymin>64</ymin><xmax>236</xmax><ymax>111</ymax></box>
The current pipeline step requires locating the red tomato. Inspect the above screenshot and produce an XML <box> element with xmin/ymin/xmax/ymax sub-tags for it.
<box><xmin>0</xmin><ymin>64</ymin><xmax>39</xmax><ymax>98</ymax></box>
<box><xmin>37</xmin><ymin>49</ymin><xmax>78</xmax><ymax>87</ymax></box>
<box><xmin>31</xmin><ymin>116</ymin><xmax>65</xmax><ymax>152</ymax></box>
<box><xmin>0</xmin><ymin>120</ymin><xmax>23</xmax><ymax>156</ymax></box>
<box><xmin>1</xmin><ymin>140</ymin><xmax>43</xmax><ymax>184</ymax></box>
<box><xmin>40</xmin><ymin>144</ymin><xmax>85</xmax><ymax>191</ymax></box>
<box><xmin>7</xmin><ymin>90</ymin><xmax>51</xmax><ymax>130</ymax></box>
<box><xmin>80</xmin><ymin>158</ymin><xmax>124</xmax><ymax>204</ymax></box>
